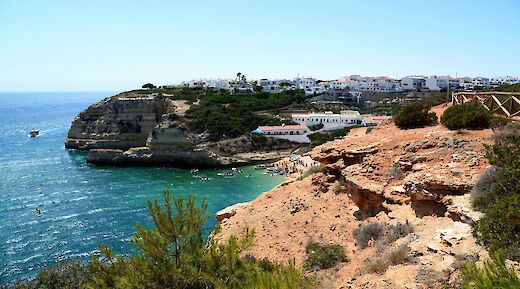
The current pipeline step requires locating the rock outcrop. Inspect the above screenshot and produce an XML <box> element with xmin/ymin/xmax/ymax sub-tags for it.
<box><xmin>65</xmin><ymin>91</ymin><xmax>299</xmax><ymax>168</ymax></box>
<box><xmin>65</xmin><ymin>93</ymin><xmax>169</xmax><ymax>150</ymax></box>
<box><xmin>214</xmin><ymin>105</ymin><xmax>495</xmax><ymax>288</ymax></box>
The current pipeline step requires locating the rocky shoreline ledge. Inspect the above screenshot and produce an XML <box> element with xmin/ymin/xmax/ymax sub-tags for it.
<box><xmin>214</xmin><ymin>105</ymin><xmax>497</xmax><ymax>288</ymax></box>
<box><xmin>65</xmin><ymin>91</ymin><xmax>299</xmax><ymax>168</ymax></box>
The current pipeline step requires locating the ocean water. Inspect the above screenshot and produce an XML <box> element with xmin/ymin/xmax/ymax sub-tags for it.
<box><xmin>0</xmin><ymin>92</ymin><xmax>284</xmax><ymax>283</ymax></box>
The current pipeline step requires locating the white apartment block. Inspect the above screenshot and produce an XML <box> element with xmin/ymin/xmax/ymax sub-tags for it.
<box><xmin>252</xmin><ymin>125</ymin><xmax>311</xmax><ymax>143</ymax></box>
<box><xmin>228</xmin><ymin>82</ymin><xmax>254</xmax><ymax>94</ymax></box>
<box><xmin>332</xmin><ymin>75</ymin><xmax>403</xmax><ymax>92</ymax></box>
<box><xmin>425</xmin><ymin>75</ymin><xmax>459</xmax><ymax>91</ymax></box>
<box><xmin>401</xmin><ymin>76</ymin><xmax>427</xmax><ymax>91</ymax></box>
<box><xmin>490</xmin><ymin>76</ymin><xmax>520</xmax><ymax>86</ymax></box>
<box><xmin>472</xmin><ymin>77</ymin><xmax>491</xmax><ymax>88</ymax></box>
<box><xmin>292</xmin><ymin>111</ymin><xmax>364</xmax><ymax>131</ymax></box>
<box><xmin>258</xmin><ymin>79</ymin><xmax>293</xmax><ymax>93</ymax></box>
<box><xmin>294</xmin><ymin>76</ymin><xmax>316</xmax><ymax>89</ymax></box>
<box><xmin>180</xmin><ymin>79</ymin><xmax>231</xmax><ymax>90</ymax></box>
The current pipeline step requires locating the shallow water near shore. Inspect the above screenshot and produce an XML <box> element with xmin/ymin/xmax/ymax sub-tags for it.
<box><xmin>0</xmin><ymin>92</ymin><xmax>285</xmax><ymax>283</ymax></box>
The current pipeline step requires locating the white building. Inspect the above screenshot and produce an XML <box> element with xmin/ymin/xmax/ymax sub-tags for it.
<box><xmin>180</xmin><ymin>79</ymin><xmax>231</xmax><ymax>90</ymax></box>
<box><xmin>425</xmin><ymin>75</ymin><xmax>459</xmax><ymax>91</ymax></box>
<box><xmin>252</xmin><ymin>125</ymin><xmax>310</xmax><ymax>143</ymax></box>
<box><xmin>401</xmin><ymin>76</ymin><xmax>427</xmax><ymax>91</ymax></box>
<box><xmin>304</xmin><ymin>86</ymin><xmax>326</xmax><ymax>95</ymax></box>
<box><xmin>205</xmin><ymin>79</ymin><xmax>231</xmax><ymax>90</ymax></box>
<box><xmin>258</xmin><ymin>79</ymin><xmax>293</xmax><ymax>93</ymax></box>
<box><xmin>472</xmin><ymin>77</ymin><xmax>491</xmax><ymax>88</ymax></box>
<box><xmin>294</xmin><ymin>76</ymin><xmax>316</xmax><ymax>89</ymax></box>
<box><xmin>490</xmin><ymin>76</ymin><xmax>520</xmax><ymax>86</ymax></box>
<box><xmin>336</xmin><ymin>75</ymin><xmax>403</xmax><ymax>92</ymax></box>
<box><xmin>292</xmin><ymin>111</ymin><xmax>364</xmax><ymax>131</ymax></box>
<box><xmin>228</xmin><ymin>82</ymin><xmax>254</xmax><ymax>94</ymax></box>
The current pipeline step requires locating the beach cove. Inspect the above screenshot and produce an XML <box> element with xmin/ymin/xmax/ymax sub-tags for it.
<box><xmin>0</xmin><ymin>92</ymin><xmax>285</xmax><ymax>283</ymax></box>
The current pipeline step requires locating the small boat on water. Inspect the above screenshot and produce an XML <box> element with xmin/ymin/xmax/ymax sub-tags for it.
<box><xmin>190</xmin><ymin>169</ymin><xmax>199</xmax><ymax>174</ymax></box>
<box><xmin>255</xmin><ymin>164</ymin><xmax>267</xmax><ymax>169</ymax></box>
<box><xmin>231</xmin><ymin>168</ymin><xmax>243</xmax><ymax>174</ymax></box>
<box><xmin>29</xmin><ymin>130</ymin><xmax>39</xmax><ymax>137</ymax></box>
<box><xmin>217</xmin><ymin>172</ymin><xmax>234</xmax><ymax>177</ymax></box>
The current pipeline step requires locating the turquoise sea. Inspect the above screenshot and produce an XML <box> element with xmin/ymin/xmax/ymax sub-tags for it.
<box><xmin>0</xmin><ymin>92</ymin><xmax>284</xmax><ymax>283</ymax></box>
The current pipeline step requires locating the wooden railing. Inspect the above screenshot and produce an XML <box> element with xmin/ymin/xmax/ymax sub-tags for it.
<box><xmin>452</xmin><ymin>91</ymin><xmax>520</xmax><ymax>118</ymax></box>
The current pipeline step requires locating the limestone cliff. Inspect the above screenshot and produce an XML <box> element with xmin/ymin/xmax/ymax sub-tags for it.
<box><xmin>66</xmin><ymin>91</ymin><xmax>299</xmax><ymax>167</ymax></box>
<box><xmin>214</xmin><ymin>105</ymin><xmax>497</xmax><ymax>288</ymax></box>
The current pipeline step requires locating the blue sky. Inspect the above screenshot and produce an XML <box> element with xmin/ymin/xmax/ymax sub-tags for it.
<box><xmin>0</xmin><ymin>0</ymin><xmax>519</xmax><ymax>91</ymax></box>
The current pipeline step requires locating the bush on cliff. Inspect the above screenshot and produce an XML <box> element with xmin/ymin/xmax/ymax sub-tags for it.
<box><xmin>441</xmin><ymin>103</ymin><xmax>492</xmax><ymax>130</ymax></box>
<box><xmin>186</xmin><ymin>89</ymin><xmax>308</xmax><ymax>140</ymax></box>
<box><xmin>12</xmin><ymin>191</ymin><xmax>312</xmax><ymax>289</ymax></box>
<box><xmin>472</xmin><ymin>123</ymin><xmax>520</xmax><ymax>261</ymax></box>
<box><xmin>354</xmin><ymin>222</ymin><xmax>384</xmax><ymax>249</ymax></box>
<box><xmin>303</xmin><ymin>242</ymin><xmax>348</xmax><ymax>270</ymax></box>
<box><xmin>462</xmin><ymin>252</ymin><xmax>520</xmax><ymax>289</ymax></box>
<box><xmin>393</xmin><ymin>103</ymin><xmax>438</xmax><ymax>129</ymax></box>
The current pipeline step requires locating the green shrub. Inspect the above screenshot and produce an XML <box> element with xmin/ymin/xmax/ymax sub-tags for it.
<box><xmin>308</xmin><ymin>123</ymin><xmax>324</xmax><ymax>131</ymax></box>
<box><xmin>472</xmin><ymin>164</ymin><xmax>520</xmax><ymax>212</ymax></box>
<box><xmin>299</xmin><ymin>164</ymin><xmax>327</xmax><ymax>179</ymax></box>
<box><xmin>441</xmin><ymin>103</ymin><xmax>492</xmax><ymax>130</ymax></box>
<box><xmin>472</xmin><ymin>123</ymin><xmax>520</xmax><ymax>261</ymax></box>
<box><xmin>383</xmin><ymin>223</ymin><xmax>414</xmax><ymax>245</ymax></box>
<box><xmin>353</xmin><ymin>222</ymin><xmax>385</xmax><ymax>249</ymax></box>
<box><xmin>484</xmin><ymin>123</ymin><xmax>520</xmax><ymax>167</ymax></box>
<box><xmin>470</xmin><ymin>166</ymin><xmax>499</xmax><ymax>210</ymax></box>
<box><xmin>473</xmin><ymin>193</ymin><xmax>520</xmax><ymax>260</ymax></box>
<box><xmin>11</xmin><ymin>260</ymin><xmax>91</xmax><ymax>289</ymax></box>
<box><xmin>303</xmin><ymin>242</ymin><xmax>348</xmax><ymax>270</ymax></box>
<box><xmin>462</xmin><ymin>252</ymin><xmax>520</xmax><ymax>289</ymax></box>
<box><xmin>394</xmin><ymin>103</ymin><xmax>438</xmax><ymax>129</ymax></box>
<box><xmin>364</xmin><ymin>244</ymin><xmax>410</xmax><ymax>274</ymax></box>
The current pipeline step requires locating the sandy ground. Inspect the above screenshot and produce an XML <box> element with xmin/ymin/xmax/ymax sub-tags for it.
<box><xmin>171</xmin><ymin>100</ymin><xmax>193</xmax><ymax>116</ymax></box>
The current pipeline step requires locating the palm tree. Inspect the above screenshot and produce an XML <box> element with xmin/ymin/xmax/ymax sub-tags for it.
<box><xmin>236</xmin><ymin>72</ymin><xmax>242</xmax><ymax>82</ymax></box>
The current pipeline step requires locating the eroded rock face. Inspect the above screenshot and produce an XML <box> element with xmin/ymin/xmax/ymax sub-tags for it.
<box><xmin>404</xmin><ymin>172</ymin><xmax>473</xmax><ymax>199</ymax></box>
<box><xmin>65</xmin><ymin>93</ymin><xmax>169</xmax><ymax>150</ymax></box>
<box><xmin>66</xmin><ymin>92</ymin><xmax>300</xmax><ymax>168</ymax></box>
<box><xmin>312</xmin><ymin>144</ymin><xmax>378</xmax><ymax>165</ymax></box>
<box><xmin>343</xmin><ymin>171</ymin><xmax>387</xmax><ymax>218</ymax></box>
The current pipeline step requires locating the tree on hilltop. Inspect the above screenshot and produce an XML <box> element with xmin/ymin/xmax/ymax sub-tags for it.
<box><xmin>142</xmin><ymin>83</ymin><xmax>156</xmax><ymax>90</ymax></box>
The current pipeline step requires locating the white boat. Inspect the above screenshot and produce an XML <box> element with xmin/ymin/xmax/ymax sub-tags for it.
<box><xmin>217</xmin><ymin>172</ymin><xmax>234</xmax><ymax>177</ymax></box>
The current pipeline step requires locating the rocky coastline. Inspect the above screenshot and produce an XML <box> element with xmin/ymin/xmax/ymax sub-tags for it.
<box><xmin>65</xmin><ymin>91</ymin><xmax>300</xmax><ymax>168</ymax></box>
<box><xmin>213</xmin><ymin>104</ymin><xmax>498</xmax><ymax>288</ymax></box>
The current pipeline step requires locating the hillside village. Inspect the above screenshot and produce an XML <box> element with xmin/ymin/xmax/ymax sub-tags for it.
<box><xmin>172</xmin><ymin>74</ymin><xmax>520</xmax><ymax>95</ymax></box>
<box><xmin>140</xmin><ymin>74</ymin><xmax>519</xmax><ymax>144</ymax></box>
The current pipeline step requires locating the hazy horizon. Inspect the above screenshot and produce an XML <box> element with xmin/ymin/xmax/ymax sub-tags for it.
<box><xmin>1</xmin><ymin>0</ymin><xmax>519</xmax><ymax>92</ymax></box>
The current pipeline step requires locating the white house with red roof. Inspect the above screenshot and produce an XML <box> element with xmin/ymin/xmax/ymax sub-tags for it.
<box><xmin>252</xmin><ymin>125</ymin><xmax>311</xmax><ymax>143</ymax></box>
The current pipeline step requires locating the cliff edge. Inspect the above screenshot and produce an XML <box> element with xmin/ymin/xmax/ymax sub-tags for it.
<box><xmin>214</xmin><ymin>108</ymin><xmax>495</xmax><ymax>288</ymax></box>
